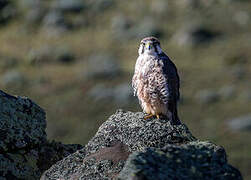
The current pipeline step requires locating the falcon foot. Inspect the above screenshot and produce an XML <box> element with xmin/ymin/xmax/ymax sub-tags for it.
<box><xmin>144</xmin><ymin>114</ymin><xmax>154</xmax><ymax>120</ymax></box>
<box><xmin>144</xmin><ymin>114</ymin><xmax>161</xmax><ymax>120</ymax></box>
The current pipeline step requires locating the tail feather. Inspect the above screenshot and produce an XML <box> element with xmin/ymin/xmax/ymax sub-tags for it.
<box><xmin>171</xmin><ymin>103</ymin><xmax>181</xmax><ymax>125</ymax></box>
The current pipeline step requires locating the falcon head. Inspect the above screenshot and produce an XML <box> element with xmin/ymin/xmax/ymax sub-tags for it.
<box><xmin>138</xmin><ymin>36</ymin><xmax>163</xmax><ymax>56</ymax></box>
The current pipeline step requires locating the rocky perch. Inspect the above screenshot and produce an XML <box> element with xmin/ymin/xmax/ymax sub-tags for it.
<box><xmin>0</xmin><ymin>90</ymin><xmax>242</xmax><ymax>180</ymax></box>
<box><xmin>41</xmin><ymin>110</ymin><xmax>242</xmax><ymax>180</ymax></box>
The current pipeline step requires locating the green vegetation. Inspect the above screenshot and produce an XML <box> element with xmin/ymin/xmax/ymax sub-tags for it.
<box><xmin>0</xmin><ymin>0</ymin><xmax>250</xmax><ymax>178</ymax></box>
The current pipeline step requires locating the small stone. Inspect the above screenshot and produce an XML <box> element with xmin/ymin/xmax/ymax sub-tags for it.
<box><xmin>218</xmin><ymin>86</ymin><xmax>236</xmax><ymax>100</ymax></box>
<box><xmin>51</xmin><ymin>0</ymin><xmax>86</xmax><ymax>13</ymax></box>
<box><xmin>195</xmin><ymin>90</ymin><xmax>219</xmax><ymax>104</ymax></box>
<box><xmin>88</xmin><ymin>0</ymin><xmax>114</xmax><ymax>13</ymax></box>
<box><xmin>54</xmin><ymin>47</ymin><xmax>75</xmax><ymax>63</ymax></box>
<box><xmin>233</xmin><ymin>11</ymin><xmax>250</xmax><ymax>26</ymax></box>
<box><xmin>42</xmin><ymin>10</ymin><xmax>67</xmax><ymax>29</ymax></box>
<box><xmin>41</xmin><ymin>10</ymin><xmax>72</xmax><ymax>36</ymax></box>
<box><xmin>27</xmin><ymin>46</ymin><xmax>75</xmax><ymax>65</ymax></box>
<box><xmin>84</xmin><ymin>53</ymin><xmax>121</xmax><ymax>79</ymax></box>
<box><xmin>173</xmin><ymin>24</ymin><xmax>220</xmax><ymax>47</ymax></box>
<box><xmin>227</xmin><ymin>114</ymin><xmax>251</xmax><ymax>132</ymax></box>
<box><xmin>1</xmin><ymin>70</ymin><xmax>26</xmax><ymax>87</ymax></box>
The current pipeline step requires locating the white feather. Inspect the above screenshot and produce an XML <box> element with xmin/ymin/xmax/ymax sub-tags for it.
<box><xmin>138</xmin><ymin>44</ymin><xmax>144</xmax><ymax>55</ymax></box>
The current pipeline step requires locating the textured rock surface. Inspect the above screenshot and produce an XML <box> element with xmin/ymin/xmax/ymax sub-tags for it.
<box><xmin>0</xmin><ymin>90</ymin><xmax>82</xmax><ymax>179</ymax></box>
<box><xmin>0</xmin><ymin>90</ymin><xmax>242</xmax><ymax>179</ymax></box>
<box><xmin>41</xmin><ymin>110</ymin><xmax>192</xmax><ymax>179</ymax></box>
<box><xmin>0</xmin><ymin>90</ymin><xmax>46</xmax><ymax>152</ymax></box>
<box><xmin>42</xmin><ymin>110</ymin><xmax>242</xmax><ymax>180</ymax></box>
<box><xmin>118</xmin><ymin>141</ymin><xmax>242</xmax><ymax>180</ymax></box>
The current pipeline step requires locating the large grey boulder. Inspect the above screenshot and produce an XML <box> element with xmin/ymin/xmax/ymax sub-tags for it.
<box><xmin>0</xmin><ymin>90</ymin><xmax>82</xmax><ymax>179</ymax></box>
<box><xmin>0</xmin><ymin>90</ymin><xmax>46</xmax><ymax>152</ymax></box>
<box><xmin>118</xmin><ymin>142</ymin><xmax>242</xmax><ymax>180</ymax></box>
<box><xmin>41</xmin><ymin>110</ymin><xmax>241</xmax><ymax>180</ymax></box>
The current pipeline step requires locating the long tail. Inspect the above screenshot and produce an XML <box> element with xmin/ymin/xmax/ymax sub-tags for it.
<box><xmin>172</xmin><ymin>103</ymin><xmax>181</xmax><ymax>125</ymax></box>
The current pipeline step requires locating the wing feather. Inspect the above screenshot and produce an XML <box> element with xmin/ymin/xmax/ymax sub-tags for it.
<box><xmin>160</xmin><ymin>53</ymin><xmax>180</xmax><ymax>102</ymax></box>
<box><xmin>132</xmin><ymin>56</ymin><xmax>143</xmax><ymax>96</ymax></box>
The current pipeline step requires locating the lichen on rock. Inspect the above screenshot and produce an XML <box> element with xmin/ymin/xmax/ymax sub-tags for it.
<box><xmin>41</xmin><ymin>110</ymin><xmax>241</xmax><ymax>180</ymax></box>
<box><xmin>118</xmin><ymin>141</ymin><xmax>242</xmax><ymax>180</ymax></box>
<box><xmin>0</xmin><ymin>90</ymin><xmax>46</xmax><ymax>153</ymax></box>
<box><xmin>0</xmin><ymin>90</ymin><xmax>82</xmax><ymax>180</ymax></box>
<box><xmin>42</xmin><ymin>110</ymin><xmax>197</xmax><ymax>179</ymax></box>
<box><xmin>0</xmin><ymin>90</ymin><xmax>243</xmax><ymax>179</ymax></box>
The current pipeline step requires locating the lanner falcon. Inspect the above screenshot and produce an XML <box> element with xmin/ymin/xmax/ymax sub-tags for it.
<box><xmin>132</xmin><ymin>37</ymin><xmax>181</xmax><ymax>124</ymax></box>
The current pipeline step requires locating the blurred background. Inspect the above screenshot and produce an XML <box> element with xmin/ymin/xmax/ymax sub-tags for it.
<box><xmin>0</xmin><ymin>0</ymin><xmax>250</xmax><ymax>178</ymax></box>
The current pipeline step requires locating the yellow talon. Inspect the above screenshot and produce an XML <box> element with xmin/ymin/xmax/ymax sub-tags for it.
<box><xmin>156</xmin><ymin>114</ymin><xmax>160</xmax><ymax>119</ymax></box>
<box><xmin>144</xmin><ymin>114</ymin><xmax>154</xmax><ymax>120</ymax></box>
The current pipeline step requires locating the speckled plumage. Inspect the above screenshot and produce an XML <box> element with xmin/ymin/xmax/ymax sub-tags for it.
<box><xmin>132</xmin><ymin>37</ymin><xmax>180</xmax><ymax>123</ymax></box>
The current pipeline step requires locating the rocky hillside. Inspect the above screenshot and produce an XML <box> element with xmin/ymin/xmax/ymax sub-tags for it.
<box><xmin>0</xmin><ymin>0</ymin><xmax>251</xmax><ymax>179</ymax></box>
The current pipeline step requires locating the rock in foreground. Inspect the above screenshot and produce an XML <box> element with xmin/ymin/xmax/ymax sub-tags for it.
<box><xmin>119</xmin><ymin>142</ymin><xmax>241</xmax><ymax>180</ymax></box>
<box><xmin>0</xmin><ymin>90</ymin><xmax>82</xmax><ymax>179</ymax></box>
<box><xmin>42</xmin><ymin>110</ymin><xmax>242</xmax><ymax>180</ymax></box>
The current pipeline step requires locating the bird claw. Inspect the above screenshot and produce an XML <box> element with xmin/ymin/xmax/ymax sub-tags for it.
<box><xmin>144</xmin><ymin>114</ymin><xmax>160</xmax><ymax>120</ymax></box>
<box><xmin>144</xmin><ymin>114</ymin><xmax>154</xmax><ymax>120</ymax></box>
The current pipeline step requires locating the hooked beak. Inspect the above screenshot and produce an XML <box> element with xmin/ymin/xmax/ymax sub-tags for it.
<box><xmin>145</xmin><ymin>42</ymin><xmax>152</xmax><ymax>50</ymax></box>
